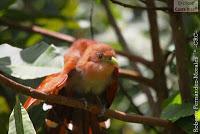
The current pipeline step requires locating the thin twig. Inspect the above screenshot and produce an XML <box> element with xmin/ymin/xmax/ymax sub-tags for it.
<box><xmin>0</xmin><ymin>73</ymin><xmax>172</xmax><ymax>127</ymax></box>
<box><xmin>119</xmin><ymin>82</ymin><xmax>143</xmax><ymax>115</ymax></box>
<box><xmin>90</xmin><ymin>0</ymin><xmax>94</xmax><ymax>39</ymax></box>
<box><xmin>101</xmin><ymin>0</ymin><xmax>130</xmax><ymax>52</ymax></box>
<box><xmin>138</xmin><ymin>0</ymin><xmax>146</xmax><ymax>4</ymax></box>
<box><xmin>165</xmin><ymin>51</ymin><xmax>175</xmax><ymax>66</ymax></box>
<box><xmin>110</xmin><ymin>0</ymin><xmax>169</xmax><ymax>11</ymax></box>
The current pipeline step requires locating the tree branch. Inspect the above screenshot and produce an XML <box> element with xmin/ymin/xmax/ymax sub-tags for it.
<box><xmin>146</xmin><ymin>0</ymin><xmax>168</xmax><ymax>116</ymax></box>
<box><xmin>167</xmin><ymin>1</ymin><xmax>192</xmax><ymax>102</ymax></box>
<box><xmin>110</xmin><ymin>0</ymin><xmax>169</xmax><ymax>11</ymax></box>
<box><xmin>89</xmin><ymin>0</ymin><xmax>94</xmax><ymax>39</ymax></box>
<box><xmin>119</xmin><ymin>69</ymin><xmax>154</xmax><ymax>87</ymax></box>
<box><xmin>119</xmin><ymin>82</ymin><xmax>143</xmax><ymax>115</ymax></box>
<box><xmin>0</xmin><ymin>73</ymin><xmax>172</xmax><ymax>127</ymax></box>
<box><xmin>0</xmin><ymin>19</ymin><xmax>75</xmax><ymax>43</ymax></box>
<box><xmin>116</xmin><ymin>50</ymin><xmax>154</xmax><ymax>70</ymax></box>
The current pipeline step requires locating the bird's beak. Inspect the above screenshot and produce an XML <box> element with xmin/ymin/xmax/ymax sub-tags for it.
<box><xmin>111</xmin><ymin>57</ymin><xmax>118</xmax><ymax>65</ymax></box>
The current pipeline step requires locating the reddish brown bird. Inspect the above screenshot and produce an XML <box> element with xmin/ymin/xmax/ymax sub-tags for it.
<box><xmin>23</xmin><ymin>39</ymin><xmax>118</xmax><ymax>134</ymax></box>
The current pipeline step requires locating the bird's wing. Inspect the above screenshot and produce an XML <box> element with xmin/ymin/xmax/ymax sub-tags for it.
<box><xmin>23</xmin><ymin>54</ymin><xmax>79</xmax><ymax>110</ymax></box>
<box><xmin>105</xmin><ymin>67</ymin><xmax>118</xmax><ymax>108</ymax></box>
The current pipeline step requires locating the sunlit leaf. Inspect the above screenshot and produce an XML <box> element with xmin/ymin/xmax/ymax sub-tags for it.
<box><xmin>0</xmin><ymin>42</ymin><xmax>64</xmax><ymax>79</ymax></box>
<box><xmin>0</xmin><ymin>96</ymin><xmax>9</xmax><ymax>113</ymax></box>
<box><xmin>195</xmin><ymin>109</ymin><xmax>200</xmax><ymax>122</ymax></box>
<box><xmin>161</xmin><ymin>103</ymin><xmax>194</xmax><ymax>122</ymax></box>
<box><xmin>8</xmin><ymin>96</ymin><xmax>36</xmax><ymax>134</ymax></box>
<box><xmin>163</xmin><ymin>92</ymin><xmax>182</xmax><ymax>108</ymax></box>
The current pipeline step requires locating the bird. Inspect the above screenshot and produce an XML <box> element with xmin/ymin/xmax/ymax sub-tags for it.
<box><xmin>23</xmin><ymin>39</ymin><xmax>118</xmax><ymax>134</ymax></box>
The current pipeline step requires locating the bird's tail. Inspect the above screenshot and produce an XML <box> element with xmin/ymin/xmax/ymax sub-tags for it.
<box><xmin>45</xmin><ymin>105</ymin><xmax>107</xmax><ymax>134</ymax></box>
<box><xmin>71</xmin><ymin>109</ymin><xmax>103</xmax><ymax>134</ymax></box>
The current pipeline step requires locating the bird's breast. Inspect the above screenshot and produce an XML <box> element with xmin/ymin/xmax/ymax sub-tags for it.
<box><xmin>69</xmin><ymin>61</ymin><xmax>114</xmax><ymax>95</ymax></box>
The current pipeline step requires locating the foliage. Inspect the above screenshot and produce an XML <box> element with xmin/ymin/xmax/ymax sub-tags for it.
<box><xmin>8</xmin><ymin>96</ymin><xmax>36</xmax><ymax>134</ymax></box>
<box><xmin>0</xmin><ymin>42</ymin><xmax>63</xmax><ymax>79</ymax></box>
<box><xmin>161</xmin><ymin>103</ymin><xmax>194</xmax><ymax>122</ymax></box>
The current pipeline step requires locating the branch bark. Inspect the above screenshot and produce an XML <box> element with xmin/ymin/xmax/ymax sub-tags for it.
<box><xmin>0</xmin><ymin>73</ymin><xmax>172</xmax><ymax>127</ymax></box>
<box><xmin>167</xmin><ymin>1</ymin><xmax>192</xmax><ymax>102</ymax></box>
<box><xmin>146</xmin><ymin>0</ymin><xmax>168</xmax><ymax>116</ymax></box>
<box><xmin>119</xmin><ymin>69</ymin><xmax>154</xmax><ymax>87</ymax></box>
<box><xmin>0</xmin><ymin>19</ymin><xmax>75</xmax><ymax>43</ymax></box>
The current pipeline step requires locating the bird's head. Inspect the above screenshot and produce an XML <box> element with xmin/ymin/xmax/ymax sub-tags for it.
<box><xmin>76</xmin><ymin>41</ymin><xmax>118</xmax><ymax>76</ymax></box>
<box><xmin>88</xmin><ymin>44</ymin><xmax>118</xmax><ymax>66</ymax></box>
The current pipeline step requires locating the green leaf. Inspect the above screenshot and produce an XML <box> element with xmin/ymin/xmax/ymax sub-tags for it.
<box><xmin>161</xmin><ymin>103</ymin><xmax>194</xmax><ymax>122</ymax></box>
<box><xmin>0</xmin><ymin>96</ymin><xmax>9</xmax><ymax>113</ymax></box>
<box><xmin>195</xmin><ymin>109</ymin><xmax>200</xmax><ymax>122</ymax></box>
<box><xmin>8</xmin><ymin>96</ymin><xmax>36</xmax><ymax>134</ymax></box>
<box><xmin>0</xmin><ymin>42</ymin><xmax>64</xmax><ymax>79</ymax></box>
<box><xmin>163</xmin><ymin>92</ymin><xmax>182</xmax><ymax>108</ymax></box>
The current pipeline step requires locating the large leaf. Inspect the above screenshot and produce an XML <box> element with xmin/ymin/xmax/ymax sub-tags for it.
<box><xmin>0</xmin><ymin>42</ymin><xmax>64</xmax><ymax>79</ymax></box>
<box><xmin>161</xmin><ymin>103</ymin><xmax>194</xmax><ymax>122</ymax></box>
<box><xmin>8</xmin><ymin>96</ymin><xmax>36</xmax><ymax>134</ymax></box>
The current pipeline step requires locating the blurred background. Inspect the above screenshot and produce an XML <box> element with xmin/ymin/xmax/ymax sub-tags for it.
<box><xmin>0</xmin><ymin>0</ymin><xmax>199</xmax><ymax>134</ymax></box>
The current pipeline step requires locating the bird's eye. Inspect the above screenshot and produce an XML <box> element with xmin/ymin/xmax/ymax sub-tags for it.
<box><xmin>96</xmin><ymin>52</ymin><xmax>103</xmax><ymax>59</ymax></box>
